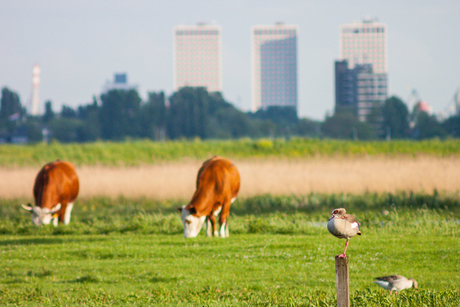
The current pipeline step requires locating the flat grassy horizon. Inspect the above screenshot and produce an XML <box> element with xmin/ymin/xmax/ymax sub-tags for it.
<box><xmin>1</xmin><ymin>138</ymin><xmax>460</xmax><ymax>167</ymax></box>
<box><xmin>1</xmin><ymin>193</ymin><xmax>459</xmax><ymax>306</ymax></box>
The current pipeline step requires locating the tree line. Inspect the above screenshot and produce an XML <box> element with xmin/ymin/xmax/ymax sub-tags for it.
<box><xmin>0</xmin><ymin>86</ymin><xmax>459</xmax><ymax>143</ymax></box>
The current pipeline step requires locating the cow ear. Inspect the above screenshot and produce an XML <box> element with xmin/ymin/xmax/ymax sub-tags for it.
<box><xmin>21</xmin><ymin>204</ymin><xmax>33</xmax><ymax>211</ymax></box>
<box><xmin>177</xmin><ymin>207</ymin><xmax>182</xmax><ymax>213</ymax></box>
<box><xmin>51</xmin><ymin>203</ymin><xmax>62</xmax><ymax>213</ymax></box>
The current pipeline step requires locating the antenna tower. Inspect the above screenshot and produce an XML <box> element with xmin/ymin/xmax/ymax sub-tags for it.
<box><xmin>31</xmin><ymin>65</ymin><xmax>40</xmax><ymax>115</ymax></box>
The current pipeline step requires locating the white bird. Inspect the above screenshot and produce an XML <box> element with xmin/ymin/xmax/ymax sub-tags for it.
<box><xmin>374</xmin><ymin>275</ymin><xmax>418</xmax><ymax>295</ymax></box>
<box><xmin>327</xmin><ymin>208</ymin><xmax>361</xmax><ymax>258</ymax></box>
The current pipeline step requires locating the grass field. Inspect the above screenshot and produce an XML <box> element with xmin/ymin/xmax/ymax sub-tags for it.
<box><xmin>1</xmin><ymin>193</ymin><xmax>460</xmax><ymax>306</ymax></box>
<box><xmin>1</xmin><ymin>138</ymin><xmax>460</xmax><ymax>167</ymax></box>
<box><xmin>1</xmin><ymin>140</ymin><xmax>460</xmax><ymax>305</ymax></box>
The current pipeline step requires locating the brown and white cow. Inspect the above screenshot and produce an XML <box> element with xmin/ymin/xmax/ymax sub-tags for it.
<box><xmin>178</xmin><ymin>156</ymin><xmax>240</xmax><ymax>238</ymax></box>
<box><xmin>22</xmin><ymin>160</ymin><xmax>79</xmax><ymax>226</ymax></box>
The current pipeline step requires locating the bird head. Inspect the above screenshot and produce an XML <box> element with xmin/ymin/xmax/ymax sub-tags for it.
<box><xmin>329</xmin><ymin>208</ymin><xmax>346</xmax><ymax>221</ymax></box>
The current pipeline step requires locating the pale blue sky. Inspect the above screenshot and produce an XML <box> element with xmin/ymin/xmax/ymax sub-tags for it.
<box><xmin>1</xmin><ymin>0</ymin><xmax>459</xmax><ymax>120</ymax></box>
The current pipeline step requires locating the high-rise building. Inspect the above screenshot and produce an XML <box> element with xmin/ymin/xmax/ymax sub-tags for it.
<box><xmin>251</xmin><ymin>23</ymin><xmax>298</xmax><ymax>112</ymax></box>
<box><xmin>356</xmin><ymin>65</ymin><xmax>388</xmax><ymax>122</ymax></box>
<box><xmin>335</xmin><ymin>60</ymin><xmax>357</xmax><ymax>112</ymax></box>
<box><xmin>173</xmin><ymin>23</ymin><xmax>222</xmax><ymax>92</ymax></box>
<box><xmin>339</xmin><ymin>18</ymin><xmax>387</xmax><ymax>73</ymax></box>
<box><xmin>336</xmin><ymin>18</ymin><xmax>388</xmax><ymax>123</ymax></box>
<box><xmin>335</xmin><ymin>60</ymin><xmax>388</xmax><ymax>122</ymax></box>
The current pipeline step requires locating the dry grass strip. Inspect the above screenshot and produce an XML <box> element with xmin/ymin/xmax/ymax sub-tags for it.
<box><xmin>1</xmin><ymin>156</ymin><xmax>459</xmax><ymax>200</ymax></box>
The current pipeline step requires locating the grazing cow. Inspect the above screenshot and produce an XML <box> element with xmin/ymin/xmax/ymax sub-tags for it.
<box><xmin>22</xmin><ymin>160</ymin><xmax>79</xmax><ymax>226</ymax></box>
<box><xmin>178</xmin><ymin>156</ymin><xmax>240</xmax><ymax>238</ymax></box>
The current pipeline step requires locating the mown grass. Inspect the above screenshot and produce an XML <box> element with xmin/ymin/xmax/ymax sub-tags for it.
<box><xmin>1</xmin><ymin>192</ymin><xmax>460</xmax><ymax>306</ymax></box>
<box><xmin>2</xmin><ymin>191</ymin><xmax>459</xmax><ymax>236</ymax></box>
<box><xmin>1</xmin><ymin>138</ymin><xmax>460</xmax><ymax>167</ymax></box>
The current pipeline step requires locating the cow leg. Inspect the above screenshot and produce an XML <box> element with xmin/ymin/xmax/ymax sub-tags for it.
<box><xmin>64</xmin><ymin>203</ymin><xmax>74</xmax><ymax>225</ymax></box>
<box><xmin>207</xmin><ymin>214</ymin><xmax>218</xmax><ymax>237</ymax></box>
<box><xmin>219</xmin><ymin>201</ymin><xmax>231</xmax><ymax>238</ymax></box>
<box><xmin>219</xmin><ymin>220</ymin><xmax>227</xmax><ymax>238</ymax></box>
<box><xmin>213</xmin><ymin>206</ymin><xmax>223</xmax><ymax>237</ymax></box>
<box><xmin>53</xmin><ymin>216</ymin><xmax>59</xmax><ymax>226</ymax></box>
<box><xmin>226</xmin><ymin>197</ymin><xmax>236</xmax><ymax>237</ymax></box>
<box><xmin>205</xmin><ymin>217</ymin><xmax>212</xmax><ymax>236</ymax></box>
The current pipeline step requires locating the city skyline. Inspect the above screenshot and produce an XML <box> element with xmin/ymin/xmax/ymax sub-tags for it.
<box><xmin>1</xmin><ymin>1</ymin><xmax>459</xmax><ymax>120</ymax></box>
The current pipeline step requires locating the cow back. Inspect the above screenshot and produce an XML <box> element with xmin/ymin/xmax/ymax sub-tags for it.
<box><xmin>34</xmin><ymin>160</ymin><xmax>79</xmax><ymax>210</ymax></box>
<box><xmin>189</xmin><ymin>156</ymin><xmax>240</xmax><ymax>215</ymax></box>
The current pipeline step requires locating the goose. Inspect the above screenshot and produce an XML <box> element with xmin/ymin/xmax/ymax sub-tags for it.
<box><xmin>327</xmin><ymin>208</ymin><xmax>361</xmax><ymax>258</ymax></box>
<box><xmin>374</xmin><ymin>275</ymin><xmax>418</xmax><ymax>294</ymax></box>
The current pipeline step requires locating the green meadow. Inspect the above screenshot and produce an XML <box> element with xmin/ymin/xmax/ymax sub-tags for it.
<box><xmin>1</xmin><ymin>138</ymin><xmax>460</xmax><ymax>167</ymax></box>
<box><xmin>1</xmin><ymin>193</ymin><xmax>459</xmax><ymax>306</ymax></box>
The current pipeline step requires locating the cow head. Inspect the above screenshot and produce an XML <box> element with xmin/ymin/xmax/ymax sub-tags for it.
<box><xmin>178</xmin><ymin>205</ymin><xmax>206</xmax><ymax>238</ymax></box>
<box><xmin>21</xmin><ymin>203</ymin><xmax>61</xmax><ymax>225</ymax></box>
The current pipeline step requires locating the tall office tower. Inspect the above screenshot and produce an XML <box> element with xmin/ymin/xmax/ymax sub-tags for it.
<box><xmin>337</xmin><ymin>18</ymin><xmax>388</xmax><ymax>122</ymax></box>
<box><xmin>355</xmin><ymin>65</ymin><xmax>388</xmax><ymax>122</ymax></box>
<box><xmin>335</xmin><ymin>60</ymin><xmax>388</xmax><ymax>122</ymax></box>
<box><xmin>339</xmin><ymin>18</ymin><xmax>387</xmax><ymax>73</ymax></box>
<box><xmin>335</xmin><ymin>60</ymin><xmax>357</xmax><ymax>112</ymax></box>
<box><xmin>31</xmin><ymin>65</ymin><xmax>40</xmax><ymax>115</ymax></box>
<box><xmin>173</xmin><ymin>23</ymin><xmax>222</xmax><ymax>92</ymax></box>
<box><xmin>251</xmin><ymin>23</ymin><xmax>298</xmax><ymax>112</ymax></box>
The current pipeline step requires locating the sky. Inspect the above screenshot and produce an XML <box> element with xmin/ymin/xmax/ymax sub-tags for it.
<box><xmin>1</xmin><ymin>0</ymin><xmax>459</xmax><ymax>120</ymax></box>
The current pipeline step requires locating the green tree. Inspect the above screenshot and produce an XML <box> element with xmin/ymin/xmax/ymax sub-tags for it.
<box><xmin>382</xmin><ymin>96</ymin><xmax>410</xmax><ymax>139</ymax></box>
<box><xmin>167</xmin><ymin>87</ymin><xmax>210</xmax><ymax>139</ymax></box>
<box><xmin>293</xmin><ymin>118</ymin><xmax>320</xmax><ymax>137</ymax></box>
<box><xmin>48</xmin><ymin>117</ymin><xmax>81</xmax><ymax>143</ymax></box>
<box><xmin>99</xmin><ymin>89</ymin><xmax>141</xmax><ymax>140</ymax></box>
<box><xmin>0</xmin><ymin>87</ymin><xmax>26</xmax><ymax>134</ymax></box>
<box><xmin>61</xmin><ymin>105</ymin><xmax>77</xmax><ymax>118</ymax></box>
<box><xmin>167</xmin><ymin>87</ymin><xmax>270</xmax><ymax>140</ymax></box>
<box><xmin>322</xmin><ymin>111</ymin><xmax>375</xmax><ymax>140</ymax></box>
<box><xmin>25</xmin><ymin>118</ymin><xmax>44</xmax><ymax>143</ymax></box>
<box><xmin>442</xmin><ymin>115</ymin><xmax>460</xmax><ymax>138</ymax></box>
<box><xmin>42</xmin><ymin>101</ymin><xmax>54</xmax><ymax>123</ymax></box>
<box><xmin>251</xmin><ymin>106</ymin><xmax>298</xmax><ymax>126</ymax></box>
<box><xmin>413</xmin><ymin>111</ymin><xmax>446</xmax><ymax>139</ymax></box>
<box><xmin>77</xmin><ymin>97</ymin><xmax>101</xmax><ymax>142</ymax></box>
<box><xmin>139</xmin><ymin>92</ymin><xmax>166</xmax><ymax>140</ymax></box>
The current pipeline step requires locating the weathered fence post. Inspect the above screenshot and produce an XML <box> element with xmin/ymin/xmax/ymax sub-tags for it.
<box><xmin>335</xmin><ymin>256</ymin><xmax>350</xmax><ymax>307</ymax></box>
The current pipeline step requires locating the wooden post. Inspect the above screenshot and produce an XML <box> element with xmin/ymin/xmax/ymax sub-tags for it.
<box><xmin>335</xmin><ymin>256</ymin><xmax>350</xmax><ymax>307</ymax></box>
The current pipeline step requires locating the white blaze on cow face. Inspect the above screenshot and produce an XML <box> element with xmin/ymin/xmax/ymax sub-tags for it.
<box><xmin>180</xmin><ymin>205</ymin><xmax>206</xmax><ymax>238</ymax></box>
<box><xmin>22</xmin><ymin>203</ymin><xmax>61</xmax><ymax>226</ymax></box>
